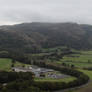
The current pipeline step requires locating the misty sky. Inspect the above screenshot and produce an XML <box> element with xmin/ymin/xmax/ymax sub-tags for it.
<box><xmin>0</xmin><ymin>0</ymin><xmax>92</xmax><ymax>25</ymax></box>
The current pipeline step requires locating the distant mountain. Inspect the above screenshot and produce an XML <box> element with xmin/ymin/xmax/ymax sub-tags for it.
<box><xmin>0</xmin><ymin>22</ymin><xmax>92</xmax><ymax>53</ymax></box>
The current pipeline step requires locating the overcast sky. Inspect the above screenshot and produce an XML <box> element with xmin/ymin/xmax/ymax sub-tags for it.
<box><xmin>0</xmin><ymin>0</ymin><xmax>92</xmax><ymax>25</ymax></box>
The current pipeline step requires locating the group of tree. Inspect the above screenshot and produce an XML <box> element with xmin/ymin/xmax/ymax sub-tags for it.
<box><xmin>0</xmin><ymin>72</ymin><xmax>34</xmax><ymax>83</ymax></box>
<box><xmin>62</xmin><ymin>63</ymin><xmax>75</xmax><ymax>68</ymax></box>
<box><xmin>0</xmin><ymin>71</ymin><xmax>47</xmax><ymax>92</ymax></box>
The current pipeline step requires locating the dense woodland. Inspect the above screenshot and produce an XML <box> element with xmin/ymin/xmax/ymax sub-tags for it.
<box><xmin>0</xmin><ymin>23</ymin><xmax>92</xmax><ymax>53</ymax></box>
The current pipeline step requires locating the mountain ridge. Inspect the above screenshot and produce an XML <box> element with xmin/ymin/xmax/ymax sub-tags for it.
<box><xmin>0</xmin><ymin>22</ymin><xmax>92</xmax><ymax>53</ymax></box>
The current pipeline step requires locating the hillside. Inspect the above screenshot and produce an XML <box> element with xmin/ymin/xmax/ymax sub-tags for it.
<box><xmin>0</xmin><ymin>22</ymin><xmax>92</xmax><ymax>53</ymax></box>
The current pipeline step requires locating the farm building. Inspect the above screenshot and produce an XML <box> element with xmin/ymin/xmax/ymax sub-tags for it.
<box><xmin>12</xmin><ymin>66</ymin><xmax>54</xmax><ymax>77</ymax></box>
<box><xmin>12</xmin><ymin>67</ymin><xmax>32</xmax><ymax>72</ymax></box>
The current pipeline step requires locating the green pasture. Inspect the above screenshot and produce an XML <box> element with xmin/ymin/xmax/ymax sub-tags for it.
<box><xmin>79</xmin><ymin>69</ymin><xmax>92</xmax><ymax>79</ymax></box>
<box><xmin>58</xmin><ymin>51</ymin><xmax>92</xmax><ymax>68</ymax></box>
<box><xmin>0</xmin><ymin>58</ymin><xmax>29</xmax><ymax>71</ymax></box>
<box><xmin>35</xmin><ymin>77</ymin><xmax>76</xmax><ymax>83</ymax></box>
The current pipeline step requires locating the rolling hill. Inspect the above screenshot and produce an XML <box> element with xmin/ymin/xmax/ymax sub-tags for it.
<box><xmin>0</xmin><ymin>22</ymin><xmax>92</xmax><ymax>53</ymax></box>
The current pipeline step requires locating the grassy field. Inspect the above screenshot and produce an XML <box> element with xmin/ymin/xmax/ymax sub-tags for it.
<box><xmin>58</xmin><ymin>51</ymin><xmax>92</xmax><ymax>68</ymax></box>
<box><xmin>0</xmin><ymin>58</ymin><xmax>29</xmax><ymax>71</ymax></box>
<box><xmin>35</xmin><ymin>77</ymin><xmax>76</xmax><ymax>83</ymax></box>
<box><xmin>79</xmin><ymin>69</ymin><xmax>92</xmax><ymax>79</ymax></box>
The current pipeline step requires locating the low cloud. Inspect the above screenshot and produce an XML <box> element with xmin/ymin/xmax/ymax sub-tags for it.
<box><xmin>0</xmin><ymin>0</ymin><xmax>92</xmax><ymax>25</ymax></box>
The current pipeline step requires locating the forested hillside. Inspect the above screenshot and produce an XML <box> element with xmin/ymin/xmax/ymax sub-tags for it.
<box><xmin>0</xmin><ymin>22</ymin><xmax>92</xmax><ymax>53</ymax></box>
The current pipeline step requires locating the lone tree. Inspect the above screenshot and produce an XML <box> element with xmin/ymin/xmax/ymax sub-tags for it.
<box><xmin>11</xmin><ymin>63</ymin><xmax>14</xmax><ymax>67</ymax></box>
<box><xmin>71</xmin><ymin>64</ymin><xmax>75</xmax><ymax>68</ymax></box>
<box><xmin>11</xmin><ymin>59</ymin><xmax>16</xmax><ymax>68</ymax></box>
<box><xmin>12</xmin><ymin>59</ymin><xmax>16</xmax><ymax>64</ymax></box>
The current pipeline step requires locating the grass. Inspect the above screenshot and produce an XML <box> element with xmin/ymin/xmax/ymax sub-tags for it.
<box><xmin>58</xmin><ymin>51</ymin><xmax>92</xmax><ymax>68</ymax></box>
<box><xmin>42</xmin><ymin>46</ymin><xmax>67</xmax><ymax>52</ymax></box>
<box><xmin>0</xmin><ymin>58</ymin><xmax>12</xmax><ymax>71</ymax></box>
<box><xmin>0</xmin><ymin>58</ymin><xmax>29</xmax><ymax>71</ymax></box>
<box><xmin>79</xmin><ymin>69</ymin><xmax>92</xmax><ymax>79</ymax></box>
<box><xmin>35</xmin><ymin>77</ymin><xmax>76</xmax><ymax>83</ymax></box>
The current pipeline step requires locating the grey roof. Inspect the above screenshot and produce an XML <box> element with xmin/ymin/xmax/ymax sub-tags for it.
<box><xmin>12</xmin><ymin>67</ymin><xmax>32</xmax><ymax>71</ymax></box>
